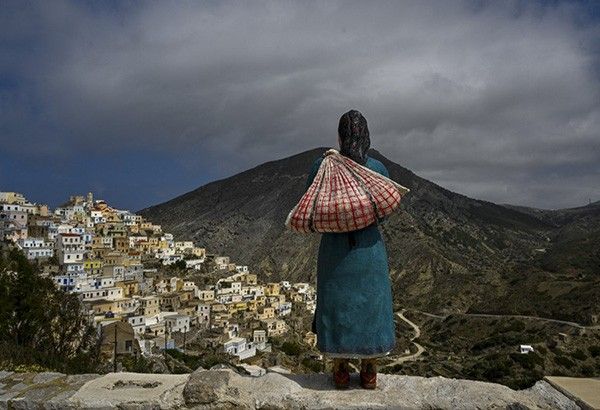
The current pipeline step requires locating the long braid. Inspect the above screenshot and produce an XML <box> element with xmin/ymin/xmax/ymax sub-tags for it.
<box><xmin>338</xmin><ymin>109</ymin><xmax>371</xmax><ymax>245</ymax></box>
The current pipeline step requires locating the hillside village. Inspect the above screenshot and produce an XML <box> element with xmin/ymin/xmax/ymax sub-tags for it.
<box><xmin>0</xmin><ymin>191</ymin><xmax>317</xmax><ymax>367</ymax></box>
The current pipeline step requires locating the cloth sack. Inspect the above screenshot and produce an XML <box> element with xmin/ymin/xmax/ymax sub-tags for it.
<box><xmin>286</xmin><ymin>149</ymin><xmax>410</xmax><ymax>233</ymax></box>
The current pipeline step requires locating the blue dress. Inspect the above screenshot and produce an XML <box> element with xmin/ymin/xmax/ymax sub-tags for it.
<box><xmin>306</xmin><ymin>154</ymin><xmax>397</xmax><ymax>359</ymax></box>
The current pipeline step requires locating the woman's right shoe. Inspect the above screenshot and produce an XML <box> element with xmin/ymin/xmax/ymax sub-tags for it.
<box><xmin>332</xmin><ymin>359</ymin><xmax>350</xmax><ymax>389</ymax></box>
<box><xmin>360</xmin><ymin>359</ymin><xmax>377</xmax><ymax>389</ymax></box>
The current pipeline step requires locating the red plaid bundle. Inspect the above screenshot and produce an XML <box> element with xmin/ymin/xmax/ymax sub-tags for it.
<box><xmin>286</xmin><ymin>149</ymin><xmax>410</xmax><ymax>233</ymax></box>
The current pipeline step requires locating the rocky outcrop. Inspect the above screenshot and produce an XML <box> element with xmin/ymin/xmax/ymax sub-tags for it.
<box><xmin>0</xmin><ymin>368</ymin><xmax>580</xmax><ymax>409</ymax></box>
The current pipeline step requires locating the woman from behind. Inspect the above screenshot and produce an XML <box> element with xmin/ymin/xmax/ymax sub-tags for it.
<box><xmin>305</xmin><ymin>109</ymin><xmax>396</xmax><ymax>389</ymax></box>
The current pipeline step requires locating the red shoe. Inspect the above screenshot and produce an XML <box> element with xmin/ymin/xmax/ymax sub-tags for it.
<box><xmin>360</xmin><ymin>359</ymin><xmax>377</xmax><ymax>389</ymax></box>
<box><xmin>332</xmin><ymin>359</ymin><xmax>350</xmax><ymax>389</ymax></box>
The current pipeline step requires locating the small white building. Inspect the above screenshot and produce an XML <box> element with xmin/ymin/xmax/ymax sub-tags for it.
<box><xmin>185</xmin><ymin>259</ymin><xmax>204</xmax><ymax>269</ymax></box>
<box><xmin>164</xmin><ymin>314</ymin><xmax>191</xmax><ymax>333</ymax></box>
<box><xmin>253</xmin><ymin>329</ymin><xmax>268</xmax><ymax>350</ymax></box>
<box><xmin>520</xmin><ymin>345</ymin><xmax>535</xmax><ymax>354</ymax></box>
<box><xmin>293</xmin><ymin>283</ymin><xmax>311</xmax><ymax>293</ymax></box>
<box><xmin>224</xmin><ymin>337</ymin><xmax>256</xmax><ymax>360</ymax></box>
<box><xmin>127</xmin><ymin>315</ymin><xmax>148</xmax><ymax>334</ymax></box>
<box><xmin>276</xmin><ymin>301</ymin><xmax>292</xmax><ymax>316</ymax></box>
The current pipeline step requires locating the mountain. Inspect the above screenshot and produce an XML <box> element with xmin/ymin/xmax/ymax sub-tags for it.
<box><xmin>139</xmin><ymin>147</ymin><xmax>600</xmax><ymax>323</ymax></box>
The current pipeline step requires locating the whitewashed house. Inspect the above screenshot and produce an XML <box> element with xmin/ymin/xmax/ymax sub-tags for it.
<box><xmin>276</xmin><ymin>301</ymin><xmax>292</xmax><ymax>316</ymax></box>
<box><xmin>164</xmin><ymin>314</ymin><xmax>191</xmax><ymax>333</ymax></box>
<box><xmin>224</xmin><ymin>337</ymin><xmax>256</xmax><ymax>360</ymax></box>
<box><xmin>520</xmin><ymin>345</ymin><xmax>535</xmax><ymax>354</ymax></box>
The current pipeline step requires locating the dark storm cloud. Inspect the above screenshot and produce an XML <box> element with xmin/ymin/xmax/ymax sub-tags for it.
<box><xmin>1</xmin><ymin>0</ymin><xmax>599</xmax><ymax>209</ymax></box>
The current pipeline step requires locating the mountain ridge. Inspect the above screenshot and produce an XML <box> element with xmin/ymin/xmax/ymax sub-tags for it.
<box><xmin>139</xmin><ymin>147</ymin><xmax>599</xmax><ymax>322</ymax></box>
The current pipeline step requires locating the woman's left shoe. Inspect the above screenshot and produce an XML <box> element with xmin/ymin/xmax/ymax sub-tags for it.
<box><xmin>332</xmin><ymin>358</ymin><xmax>350</xmax><ymax>389</ymax></box>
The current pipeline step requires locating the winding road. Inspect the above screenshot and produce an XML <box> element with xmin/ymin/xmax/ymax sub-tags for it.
<box><xmin>381</xmin><ymin>309</ymin><xmax>425</xmax><ymax>369</ymax></box>
<box><xmin>407</xmin><ymin>309</ymin><xmax>600</xmax><ymax>330</ymax></box>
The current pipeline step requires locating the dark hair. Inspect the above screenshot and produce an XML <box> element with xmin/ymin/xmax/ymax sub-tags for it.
<box><xmin>338</xmin><ymin>109</ymin><xmax>370</xmax><ymax>165</ymax></box>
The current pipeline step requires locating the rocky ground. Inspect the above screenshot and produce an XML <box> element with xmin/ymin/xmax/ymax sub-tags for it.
<box><xmin>0</xmin><ymin>366</ymin><xmax>582</xmax><ymax>409</ymax></box>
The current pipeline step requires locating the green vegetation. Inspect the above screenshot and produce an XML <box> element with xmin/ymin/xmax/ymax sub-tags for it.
<box><xmin>0</xmin><ymin>246</ymin><xmax>100</xmax><ymax>373</ymax></box>
<box><xmin>401</xmin><ymin>312</ymin><xmax>600</xmax><ymax>390</ymax></box>
<box><xmin>553</xmin><ymin>354</ymin><xmax>574</xmax><ymax>368</ymax></box>
<box><xmin>280</xmin><ymin>341</ymin><xmax>305</xmax><ymax>356</ymax></box>
<box><xmin>165</xmin><ymin>348</ymin><xmax>231</xmax><ymax>370</ymax></box>
<box><xmin>301</xmin><ymin>357</ymin><xmax>323</xmax><ymax>372</ymax></box>
<box><xmin>165</xmin><ymin>349</ymin><xmax>202</xmax><ymax>370</ymax></box>
<box><xmin>120</xmin><ymin>354</ymin><xmax>156</xmax><ymax>373</ymax></box>
<box><xmin>570</xmin><ymin>349</ymin><xmax>587</xmax><ymax>361</ymax></box>
<box><xmin>588</xmin><ymin>345</ymin><xmax>600</xmax><ymax>357</ymax></box>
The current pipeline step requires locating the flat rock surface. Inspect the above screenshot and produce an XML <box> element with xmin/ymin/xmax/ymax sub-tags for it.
<box><xmin>69</xmin><ymin>372</ymin><xmax>189</xmax><ymax>408</ymax></box>
<box><xmin>0</xmin><ymin>371</ymin><xmax>99</xmax><ymax>409</ymax></box>
<box><xmin>545</xmin><ymin>376</ymin><xmax>600</xmax><ymax>409</ymax></box>
<box><xmin>183</xmin><ymin>369</ymin><xmax>580</xmax><ymax>410</ymax></box>
<box><xmin>0</xmin><ymin>369</ymin><xmax>583</xmax><ymax>409</ymax></box>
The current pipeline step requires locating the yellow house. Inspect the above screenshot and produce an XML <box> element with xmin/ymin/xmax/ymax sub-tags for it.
<box><xmin>84</xmin><ymin>259</ymin><xmax>103</xmax><ymax>275</ymax></box>
<box><xmin>198</xmin><ymin>290</ymin><xmax>215</xmax><ymax>302</ymax></box>
<box><xmin>210</xmin><ymin>303</ymin><xmax>227</xmax><ymax>313</ymax></box>
<box><xmin>91</xmin><ymin>236</ymin><xmax>105</xmax><ymax>249</ymax></box>
<box><xmin>304</xmin><ymin>332</ymin><xmax>317</xmax><ymax>347</ymax></box>
<box><xmin>87</xmin><ymin>299</ymin><xmax>119</xmax><ymax>315</ymax></box>
<box><xmin>178</xmin><ymin>290</ymin><xmax>194</xmax><ymax>303</ymax></box>
<box><xmin>256</xmin><ymin>306</ymin><xmax>275</xmax><ymax>320</ymax></box>
<box><xmin>114</xmin><ymin>236</ymin><xmax>129</xmax><ymax>253</ymax></box>
<box><xmin>91</xmin><ymin>247</ymin><xmax>111</xmax><ymax>260</ymax></box>
<box><xmin>115</xmin><ymin>280</ymin><xmax>140</xmax><ymax>297</ymax></box>
<box><xmin>243</xmin><ymin>274</ymin><xmax>258</xmax><ymax>285</ymax></box>
<box><xmin>104</xmin><ymin>251</ymin><xmax>125</xmax><ymax>266</ymax></box>
<box><xmin>265</xmin><ymin>283</ymin><xmax>280</xmax><ymax>296</ymax></box>
<box><xmin>192</xmin><ymin>247</ymin><xmax>206</xmax><ymax>258</ymax></box>
<box><xmin>138</xmin><ymin>241</ymin><xmax>152</xmax><ymax>253</ymax></box>
<box><xmin>0</xmin><ymin>192</ymin><xmax>26</xmax><ymax>204</ymax></box>
<box><xmin>178</xmin><ymin>304</ymin><xmax>198</xmax><ymax>321</ymax></box>
<box><xmin>139</xmin><ymin>296</ymin><xmax>160</xmax><ymax>316</ymax></box>
<box><xmin>246</xmin><ymin>300</ymin><xmax>259</xmax><ymax>312</ymax></box>
<box><xmin>263</xmin><ymin>318</ymin><xmax>287</xmax><ymax>337</ymax></box>
<box><xmin>256</xmin><ymin>296</ymin><xmax>267</xmax><ymax>307</ymax></box>
<box><xmin>104</xmin><ymin>212</ymin><xmax>121</xmax><ymax>224</ymax></box>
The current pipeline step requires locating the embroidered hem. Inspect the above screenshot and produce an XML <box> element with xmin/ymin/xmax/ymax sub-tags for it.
<box><xmin>322</xmin><ymin>350</ymin><xmax>391</xmax><ymax>359</ymax></box>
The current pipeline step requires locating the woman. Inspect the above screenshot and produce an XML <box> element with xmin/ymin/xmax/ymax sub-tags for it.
<box><xmin>305</xmin><ymin>109</ymin><xmax>396</xmax><ymax>389</ymax></box>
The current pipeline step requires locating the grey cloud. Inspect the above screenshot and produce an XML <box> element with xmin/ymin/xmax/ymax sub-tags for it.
<box><xmin>1</xmin><ymin>0</ymin><xmax>599</xmax><ymax>208</ymax></box>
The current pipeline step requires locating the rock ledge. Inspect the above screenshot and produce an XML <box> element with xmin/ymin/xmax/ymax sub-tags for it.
<box><xmin>0</xmin><ymin>368</ymin><xmax>580</xmax><ymax>409</ymax></box>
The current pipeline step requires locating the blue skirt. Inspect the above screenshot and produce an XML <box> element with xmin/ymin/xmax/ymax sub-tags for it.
<box><xmin>312</xmin><ymin>223</ymin><xmax>396</xmax><ymax>358</ymax></box>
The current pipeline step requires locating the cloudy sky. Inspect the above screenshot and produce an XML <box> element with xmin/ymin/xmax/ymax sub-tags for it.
<box><xmin>1</xmin><ymin>1</ymin><xmax>599</xmax><ymax>210</ymax></box>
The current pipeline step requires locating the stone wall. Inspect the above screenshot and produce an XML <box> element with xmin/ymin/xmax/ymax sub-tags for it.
<box><xmin>0</xmin><ymin>366</ymin><xmax>580</xmax><ymax>409</ymax></box>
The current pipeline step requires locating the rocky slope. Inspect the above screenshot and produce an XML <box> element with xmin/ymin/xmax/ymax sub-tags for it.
<box><xmin>139</xmin><ymin>147</ymin><xmax>599</xmax><ymax>321</ymax></box>
<box><xmin>0</xmin><ymin>368</ymin><xmax>581</xmax><ymax>409</ymax></box>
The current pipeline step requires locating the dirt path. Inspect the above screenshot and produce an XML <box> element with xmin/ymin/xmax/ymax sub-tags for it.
<box><xmin>381</xmin><ymin>310</ymin><xmax>425</xmax><ymax>369</ymax></box>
